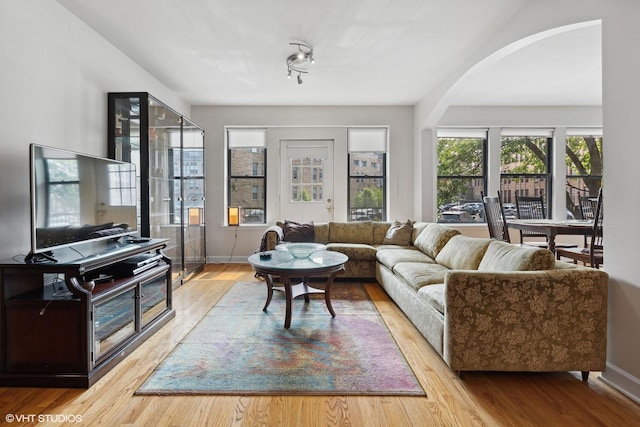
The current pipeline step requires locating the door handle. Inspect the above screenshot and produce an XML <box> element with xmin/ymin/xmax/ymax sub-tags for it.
<box><xmin>326</xmin><ymin>198</ymin><xmax>333</xmax><ymax>212</ymax></box>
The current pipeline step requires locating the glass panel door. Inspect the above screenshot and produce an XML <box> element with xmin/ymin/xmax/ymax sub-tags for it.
<box><xmin>140</xmin><ymin>272</ymin><xmax>169</xmax><ymax>327</ymax></box>
<box><xmin>181</xmin><ymin>118</ymin><xmax>205</xmax><ymax>277</ymax></box>
<box><xmin>94</xmin><ymin>287</ymin><xmax>136</xmax><ymax>362</ymax></box>
<box><xmin>147</xmin><ymin>96</ymin><xmax>183</xmax><ymax>285</ymax></box>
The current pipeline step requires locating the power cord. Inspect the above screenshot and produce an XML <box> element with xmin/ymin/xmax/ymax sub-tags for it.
<box><xmin>227</xmin><ymin>226</ymin><xmax>238</xmax><ymax>263</ymax></box>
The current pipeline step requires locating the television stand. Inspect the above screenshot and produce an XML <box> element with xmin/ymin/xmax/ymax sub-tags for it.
<box><xmin>0</xmin><ymin>239</ymin><xmax>174</xmax><ymax>388</ymax></box>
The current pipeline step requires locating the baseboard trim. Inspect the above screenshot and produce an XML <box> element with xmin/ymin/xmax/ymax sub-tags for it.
<box><xmin>207</xmin><ymin>256</ymin><xmax>248</xmax><ymax>264</ymax></box>
<box><xmin>599</xmin><ymin>362</ymin><xmax>640</xmax><ymax>405</ymax></box>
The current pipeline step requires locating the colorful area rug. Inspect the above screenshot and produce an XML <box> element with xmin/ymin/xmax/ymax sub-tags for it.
<box><xmin>136</xmin><ymin>281</ymin><xmax>424</xmax><ymax>396</ymax></box>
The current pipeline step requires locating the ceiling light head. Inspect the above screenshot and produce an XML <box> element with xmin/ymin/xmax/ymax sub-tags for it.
<box><xmin>286</xmin><ymin>41</ymin><xmax>314</xmax><ymax>84</ymax></box>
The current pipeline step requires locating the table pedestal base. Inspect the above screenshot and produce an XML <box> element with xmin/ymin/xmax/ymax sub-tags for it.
<box><xmin>262</xmin><ymin>269</ymin><xmax>342</xmax><ymax>328</ymax></box>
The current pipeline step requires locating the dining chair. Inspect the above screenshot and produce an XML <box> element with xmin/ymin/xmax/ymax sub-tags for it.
<box><xmin>515</xmin><ymin>194</ymin><xmax>577</xmax><ymax>249</ymax></box>
<box><xmin>481</xmin><ymin>191</ymin><xmax>510</xmax><ymax>242</ymax></box>
<box><xmin>514</xmin><ymin>194</ymin><xmax>548</xmax><ymax>247</ymax></box>
<box><xmin>556</xmin><ymin>188</ymin><xmax>603</xmax><ymax>268</ymax></box>
<box><xmin>579</xmin><ymin>194</ymin><xmax>599</xmax><ymax>220</ymax></box>
<box><xmin>578</xmin><ymin>193</ymin><xmax>599</xmax><ymax>245</ymax></box>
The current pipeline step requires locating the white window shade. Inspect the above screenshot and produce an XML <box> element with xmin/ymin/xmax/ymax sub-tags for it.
<box><xmin>566</xmin><ymin>128</ymin><xmax>603</xmax><ymax>136</ymax></box>
<box><xmin>437</xmin><ymin>128</ymin><xmax>488</xmax><ymax>138</ymax></box>
<box><xmin>228</xmin><ymin>128</ymin><xmax>266</xmax><ymax>147</ymax></box>
<box><xmin>501</xmin><ymin>128</ymin><xmax>554</xmax><ymax>137</ymax></box>
<box><xmin>348</xmin><ymin>128</ymin><xmax>387</xmax><ymax>152</ymax></box>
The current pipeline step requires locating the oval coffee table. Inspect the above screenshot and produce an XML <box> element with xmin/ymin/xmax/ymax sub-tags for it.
<box><xmin>248</xmin><ymin>247</ymin><xmax>348</xmax><ymax>328</ymax></box>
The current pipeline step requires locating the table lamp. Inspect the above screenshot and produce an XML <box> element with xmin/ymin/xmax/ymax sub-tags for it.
<box><xmin>228</xmin><ymin>206</ymin><xmax>240</xmax><ymax>226</ymax></box>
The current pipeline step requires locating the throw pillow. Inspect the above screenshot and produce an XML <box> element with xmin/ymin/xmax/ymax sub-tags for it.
<box><xmin>282</xmin><ymin>220</ymin><xmax>315</xmax><ymax>242</ymax></box>
<box><xmin>382</xmin><ymin>219</ymin><xmax>414</xmax><ymax>245</ymax></box>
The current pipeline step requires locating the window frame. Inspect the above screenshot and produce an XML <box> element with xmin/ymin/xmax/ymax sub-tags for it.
<box><xmin>436</xmin><ymin>129</ymin><xmax>488</xmax><ymax>223</ymax></box>
<box><xmin>565</xmin><ymin>130</ymin><xmax>603</xmax><ymax>219</ymax></box>
<box><xmin>347</xmin><ymin>128</ymin><xmax>388</xmax><ymax>222</ymax></box>
<box><xmin>227</xmin><ymin>128</ymin><xmax>267</xmax><ymax>225</ymax></box>
<box><xmin>499</xmin><ymin>131</ymin><xmax>553</xmax><ymax>212</ymax></box>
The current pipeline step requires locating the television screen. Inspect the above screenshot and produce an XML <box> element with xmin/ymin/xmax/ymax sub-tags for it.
<box><xmin>28</xmin><ymin>144</ymin><xmax>138</xmax><ymax>259</ymax></box>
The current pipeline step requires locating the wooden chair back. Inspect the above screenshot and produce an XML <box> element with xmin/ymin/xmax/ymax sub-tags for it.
<box><xmin>514</xmin><ymin>194</ymin><xmax>547</xmax><ymax>242</ymax></box>
<box><xmin>555</xmin><ymin>188</ymin><xmax>603</xmax><ymax>268</ymax></box>
<box><xmin>482</xmin><ymin>191</ymin><xmax>510</xmax><ymax>243</ymax></box>
<box><xmin>590</xmin><ymin>188</ymin><xmax>604</xmax><ymax>257</ymax></box>
<box><xmin>579</xmin><ymin>194</ymin><xmax>599</xmax><ymax>220</ymax></box>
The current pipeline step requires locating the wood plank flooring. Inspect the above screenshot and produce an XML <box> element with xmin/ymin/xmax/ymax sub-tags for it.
<box><xmin>1</xmin><ymin>263</ymin><xmax>640</xmax><ymax>426</ymax></box>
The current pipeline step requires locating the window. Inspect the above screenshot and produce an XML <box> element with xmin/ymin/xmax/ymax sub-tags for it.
<box><xmin>45</xmin><ymin>159</ymin><xmax>80</xmax><ymax>226</ymax></box>
<box><xmin>108</xmin><ymin>164</ymin><xmax>136</xmax><ymax>206</ymax></box>
<box><xmin>227</xmin><ymin>128</ymin><xmax>266</xmax><ymax>224</ymax></box>
<box><xmin>436</xmin><ymin>129</ymin><xmax>487</xmax><ymax>223</ymax></box>
<box><xmin>347</xmin><ymin>128</ymin><xmax>387</xmax><ymax>221</ymax></box>
<box><xmin>565</xmin><ymin>130</ymin><xmax>603</xmax><ymax>219</ymax></box>
<box><xmin>289</xmin><ymin>157</ymin><xmax>324</xmax><ymax>202</ymax></box>
<box><xmin>500</xmin><ymin>130</ymin><xmax>551</xmax><ymax>211</ymax></box>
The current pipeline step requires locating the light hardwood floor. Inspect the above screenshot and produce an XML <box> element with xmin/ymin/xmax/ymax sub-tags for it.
<box><xmin>2</xmin><ymin>263</ymin><xmax>640</xmax><ymax>426</ymax></box>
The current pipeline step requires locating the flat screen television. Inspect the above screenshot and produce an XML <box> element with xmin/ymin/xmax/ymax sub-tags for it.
<box><xmin>27</xmin><ymin>144</ymin><xmax>138</xmax><ymax>262</ymax></box>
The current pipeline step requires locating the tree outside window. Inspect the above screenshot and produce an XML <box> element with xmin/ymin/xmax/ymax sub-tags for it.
<box><xmin>500</xmin><ymin>134</ymin><xmax>550</xmax><ymax>209</ymax></box>
<box><xmin>436</xmin><ymin>133</ymin><xmax>486</xmax><ymax>223</ymax></box>
<box><xmin>566</xmin><ymin>134</ymin><xmax>603</xmax><ymax>218</ymax></box>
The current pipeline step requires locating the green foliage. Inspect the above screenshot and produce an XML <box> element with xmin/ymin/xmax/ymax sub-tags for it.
<box><xmin>565</xmin><ymin>136</ymin><xmax>603</xmax><ymax>177</ymax></box>
<box><xmin>354</xmin><ymin>186</ymin><xmax>383</xmax><ymax>208</ymax></box>
<box><xmin>437</xmin><ymin>135</ymin><xmax>603</xmax><ymax>216</ymax></box>
<box><xmin>437</xmin><ymin>138</ymin><xmax>483</xmax><ymax>209</ymax></box>
<box><xmin>500</xmin><ymin>137</ymin><xmax>547</xmax><ymax>174</ymax></box>
<box><xmin>437</xmin><ymin>138</ymin><xmax>483</xmax><ymax>176</ymax></box>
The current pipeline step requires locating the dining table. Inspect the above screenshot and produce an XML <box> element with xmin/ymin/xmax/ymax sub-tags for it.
<box><xmin>506</xmin><ymin>219</ymin><xmax>594</xmax><ymax>253</ymax></box>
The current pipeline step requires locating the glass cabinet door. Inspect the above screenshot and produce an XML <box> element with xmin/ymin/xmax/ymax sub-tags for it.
<box><xmin>147</xmin><ymin>96</ymin><xmax>183</xmax><ymax>284</ymax></box>
<box><xmin>108</xmin><ymin>92</ymin><xmax>206</xmax><ymax>287</ymax></box>
<box><xmin>181</xmin><ymin>118</ymin><xmax>206</xmax><ymax>277</ymax></box>
<box><xmin>140</xmin><ymin>271</ymin><xmax>169</xmax><ymax>328</ymax></box>
<box><xmin>109</xmin><ymin>95</ymin><xmax>143</xmax><ymax>232</ymax></box>
<box><xmin>94</xmin><ymin>287</ymin><xmax>136</xmax><ymax>362</ymax></box>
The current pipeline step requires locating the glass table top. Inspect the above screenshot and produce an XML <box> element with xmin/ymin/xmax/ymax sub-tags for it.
<box><xmin>248</xmin><ymin>248</ymin><xmax>348</xmax><ymax>271</ymax></box>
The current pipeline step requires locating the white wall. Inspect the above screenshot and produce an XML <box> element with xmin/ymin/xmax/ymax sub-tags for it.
<box><xmin>190</xmin><ymin>106</ymin><xmax>413</xmax><ymax>262</ymax></box>
<box><xmin>598</xmin><ymin>1</ymin><xmax>640</xmax><ymax>404</ymax></box>
<box><xmin>0</xmin><ymin>0</ymin><xmax>186</xmax><ymax>261</ymax></box>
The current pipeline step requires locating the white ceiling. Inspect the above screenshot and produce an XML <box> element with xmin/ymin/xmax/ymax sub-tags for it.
<box><xmin>57</xmin><ymin>0</ymin><xmax>601</xmax><ymax>107</ymax></box>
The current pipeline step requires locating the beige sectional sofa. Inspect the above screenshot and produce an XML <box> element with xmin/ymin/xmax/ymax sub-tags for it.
<box><xmin>261</xmin><ymin>220</ymin><xmax>609</xmax><ymax>378</ymax></box>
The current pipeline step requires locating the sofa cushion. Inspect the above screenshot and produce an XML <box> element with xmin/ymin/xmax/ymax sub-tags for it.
<box><xmin>411</xmin><ymin>222</ymin><xmax>429</xmax><ymax>244</ymax></box>
<box><xmin>326</xmin><ymin>243</ymin><xmax>377</xmax><ymax>261</ymax></box>
<box><xmin>373</xmin><ymin>222</ymin><xmax>392</xmax><ymax>245</ymax></box>
<box><xmin>376</xmin><ymin>247</ymin><xmax>435</xmax><ymax>270</ymax></box>
<box><xmin>477</xmin><ymin>240</ymin><xmax>555</xmax><ymax>271</ymax></box>
<box><xmin>329</xmin><ymin>221</ymin><xmax>374</xmax><ymax>244</ymax></box>
<box><xmin>393</xmin><ymin>262</ymin><xmax>450</xmax><ymax>291</ymax></box>
<box><xmin>314</xmin><ymin>222</ymin><xmax>329</xmax><ymax>243</ymax></box>
<box><xmin>281</xmin><ymin>220</ymin><xmax>315</xmax><ymax>242</ymax></box>
<box><xmin>417</xmin><ymin>284</ymin><xmax>446</xmax><ymax>314</ymax></box>
<box><xmin>413</xmin><ymin>223</ymin><xmax>460</xmax><ymax>259</ymax></box>
<box><xmin>382</xmin><ymin>219</ymin><xmax>414</xmax><ymax>246</ymax></box>
<box><xmin>435</xmin><ymin>235</ymin><xmax>492</xmax><ymax>270</ymax></box>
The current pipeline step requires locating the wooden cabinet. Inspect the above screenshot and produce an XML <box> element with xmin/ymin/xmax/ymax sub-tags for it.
<box><xmin>0</xmin><ymin>239</ymin><xmax>174</xmax><ymax>388</ymax></box>
<box><xmin>108</xmin><ymin>93</ymin><xmax>206</xmax><ymax>286</ymax></box>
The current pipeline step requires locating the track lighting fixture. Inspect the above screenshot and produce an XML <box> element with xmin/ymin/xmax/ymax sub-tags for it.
<box><xmin>286</xmin><ymin>42</ymin><xmax>314</xmax><ymax>84</ymax></box>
